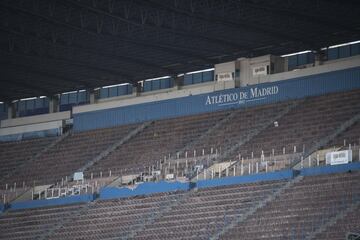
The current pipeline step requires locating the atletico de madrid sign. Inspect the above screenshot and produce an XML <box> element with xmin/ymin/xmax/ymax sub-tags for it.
<box><xmin>205</xmin><ymin>85</ymin><xmax>279</xmax><ymax>106</ymax></box>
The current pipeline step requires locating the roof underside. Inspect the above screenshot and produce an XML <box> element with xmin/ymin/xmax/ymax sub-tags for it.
<box><xmin>0</xmin><ymin>0</ymin><xmax>360</xmax><ymax>101</ymax></box>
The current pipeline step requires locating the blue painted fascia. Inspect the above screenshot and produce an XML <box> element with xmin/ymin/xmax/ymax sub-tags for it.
<box><xmin>196</xmin><ymin>169</ymin><xmax>295</xmax><ymax>189</ymax></box>
<box><xmin>300</xmin><ymin>162</ymin><xmax>360</xmax><ymax>176</ymax></box>
<box><xmin>99</xmin><ymin>181</ymin><xmax>191</xmax><ymax>200</ymax></box>
<box><xmin>10</xmin><ymin>194</ymin><xmax>95</xmax><ymax>211</ymax></box>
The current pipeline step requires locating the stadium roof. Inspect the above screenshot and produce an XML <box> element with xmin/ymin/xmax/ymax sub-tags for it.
<box><xmin>0</xmin><ymin>0</ymin><xmax>360</xmax><ymax>101</ymax></box>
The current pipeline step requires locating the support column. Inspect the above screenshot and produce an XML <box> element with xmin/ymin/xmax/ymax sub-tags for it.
<box><xmin>49</xmin><ymin>95</ymin><xmax>59</xmax><ymax>113</ymax></box>
<box><xmin>89</xmin><ymin>90</ymin><xmax>96</xmax><ymax>104</ymax></box>
<box><xmin>314</xmin><ymin>50</ymin><xmax>325</xmax><ymax>66</ymax></box>
<box><xmin>133</xmin><ymin>82</ymin><xmax>142</xmax><ymax>97</ymax></box>
<box><xmin>174</xmin><ymin>75</ymin><xmax>183</xmax><ymax>90</ymax></box>
<box><xmin>7</xmin><ymin>101</ymin><xmax>16</xmax><ymax>119</ymax></box>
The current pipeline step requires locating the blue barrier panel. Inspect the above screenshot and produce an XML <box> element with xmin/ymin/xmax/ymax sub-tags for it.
<box><xmin>0</xmin><ymin>203</ymin><xmax>4</xmax><ymax>213</ymax></box>
<box><xmin>300</xmin><ymin>162</ymin><xmax>360</xmax><ymax>177</ymax></box>
<box><xmin>74</xmin><ymin>67</ymin><xmax>360</xmax><ymax>132</ymax></box>
<box><xmin>196</xmin><ymin>169</ymin><xmax>295</xmax><ymax>189</ymax></box>
<box><xmin>100</xmin><ymin>181</ymin><xmax>191</xmax><ymax>200</ymax></box>
<box><xmin>10</xmin><ymin>194</ymin><xmax>95</xmax><ymax>211</ymax></box>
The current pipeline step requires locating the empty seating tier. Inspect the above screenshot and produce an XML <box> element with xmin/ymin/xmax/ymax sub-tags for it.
<box><xmin>0</xmin><ymin>137</ymin><xmax>56</xmax><ymax>187</ymax></box>
<box><xmin>232</xmin><ymin>89</ymin><xmax>360</xmax><ymax>159</ymax></box>
<box><xmin>86</xmin><ymin>110</ymin><xmax>230</xmax><ymax>177</ymax></box>
<box><xmin>220</xmin><ymin>171</ymin><xmax>360</xmax><ymax>240</ymax></box>
<box><xmin>1</xmin><ymin>124</ymin><xmax>138</xmax><ymax>187</ymax></box>
<box><xmin>0</xmin><ymin>171</ymin><xmax>359</xmax><ymax>239</ymax></box>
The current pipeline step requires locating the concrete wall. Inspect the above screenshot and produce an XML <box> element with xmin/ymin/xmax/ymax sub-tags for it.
<box><xmin>0</xmin><ymin>120</ymin><xmax>63</xmax><ymax>141</ymax></box>
<box><xmin>0</xmin><ymin>111</ymin><xmax>70</xmax><ymax>128</ymax></box>
<box><xmin>0</xmin><ymin>120</ymin><xmax>63</xmax><ymax>136</ymax></box>
<box><xmin>214</xmin><ymin>61</ymin><xmax>235</xmax><ymax>81</ymax></box>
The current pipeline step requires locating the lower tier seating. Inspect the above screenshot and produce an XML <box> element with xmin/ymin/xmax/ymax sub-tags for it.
<box><xmin>220</xmin><ymin>171</ymin><xmax>360</xmax><ymax>240</ymax></box>
<box><xmin>0</xmin><ymin>171</ymin><xmax>358</xmax><ymax>240</ymax></box>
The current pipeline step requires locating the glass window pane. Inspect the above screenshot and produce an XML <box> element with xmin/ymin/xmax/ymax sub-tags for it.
<box><xmin>100</xmin><ymin>88</ymin><xmax>109</xmax><ymax>98</ymax></box>
<box><xmin>327</xmin><ymin>48</ymin><xmax>338</xmax><ymax>60</ymax></box>
<box><xmin>152</xmin><ymin>80</ymin><xmax>160</xmax><ymax>90</ymax></box>
<box><xmin>193</xmin><ymin>73</ymin><xmax>202</xmax><ymax>84</ymax></box>
<box><xmin>68</xmin><ymin>93</ymin><xmax>77</xmax><ymax>104</ymax></box>
<box><xmin>339</xmin><ymin>45</ymin><xmax>351</xmax><ymax>58</ymax></box>
<box><xmin>184</xmin><ymin>75</ymin><xmax>193</xmax><ymax>85</ymax></box>
<box><xmin>144</xmin><ymin>81</ymin><xmax>152</xmax><ymax>92</ymax></box>
<box><xmin>109</xmin><ymin>87</ymin><xmax>118</xmax><ymax>97</ymax></box>
<box><xmin>202</xmin><ymin>71</ymin><xmax>214</xmax><ymax>82</ymax></box>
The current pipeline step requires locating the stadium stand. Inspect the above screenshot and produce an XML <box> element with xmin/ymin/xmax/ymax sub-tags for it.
<box><xmin>313</xmin><ymin>205</ymin><xmax>360</xmax><ymax>240</ymax></box>
<box><xmin>132</xmin><ymin>180</ymin><xmax>288</xmax><ymax>239</ymax></box>
<box><xmin>0</xmin><ymin>203</ymin><xmax>86</xmax><ymax>240</ymax></box>
<box><xmin>1</xmin><ymin>1</ymin><xmax>360</xmax><ymax>239</ymax></box>
<box><xmin>0</xmin><ymin>137</ymin><xmax>56</xmax><ymax>185</ymax></box>
<box><xmin>1</xmin><ymin>88</ymin><xmax>359</xmax><ymax>190</ymax></box>
<box><xmin>85</xmin><ymin>110</ymin><xmax>230</xmax><ymax>177</ymax></box>
<box><xmin>0</xmin><ymin>124</ymin><xmax>138</xmax><ymax>188</ymax></box>
<box><xmin>0</xmin><ymin>170</ymin><xmax>358</xmax><ymax>239</ymax></box>
<box><xmin>233</xmin><ymin>88</ymin><xmax>360</xmax><ymax>159</ymax></box>
<box><xmin>0</xmin><ymin>5</ymin><xmax>359</xmax><ymax>236</ymax></box>
<box><xmin>219</xmin><ymin>171</ymin><xmax>360</xmax><ymax>240</ymax></box>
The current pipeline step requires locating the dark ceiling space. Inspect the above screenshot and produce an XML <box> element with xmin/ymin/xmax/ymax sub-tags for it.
<box><xmin>0</xmin><ymin>0</ymin><xmax>360</xmax><ymax>101</ymax></box>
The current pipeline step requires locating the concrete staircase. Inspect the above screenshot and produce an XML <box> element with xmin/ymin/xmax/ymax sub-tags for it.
<box><xmin>74</xmin><ymin>121</ymin><xmax>152</xmax><ymax>174</ymax></box>
<box><xmin>168</xmin><ymin>111</ymin><xmax>238</xmax><ymax>162</ymax></box>
<box><xmin>209</xmin><ymin>174</ymin><xmax>304</xmax><ymax>240</ymax></box>
<box><xmin>120</xmin><ymin>189</ymin><xmax>193</xmax><ymax>240</ymax></box>
<box><xmin>292</xmin><ymin>112</ymin><xmax>360</xmax><ymax>169</ymax></box>
<box><xmin>0</xmin><ymin>131</ymin><xmax>71</xmax><ymax>184</ymax></box>
<box><xmin>37</xmin><ymin>201</ymin><xmax>95</xmax><ymax>240</ymax></box>
<box><xmin>218</xmin><ymin>100</ymin><xmax>302</xmax><ymax>162</ymax></box>
<box><xmin>182</xmin><ymin>111</ymin><xmax>238</xmax><ymax>155</ymax></box>
<box><xmin>306</xmin><ymin>201</ymin><xmax>360</xmax><ymax>240</ymax></box>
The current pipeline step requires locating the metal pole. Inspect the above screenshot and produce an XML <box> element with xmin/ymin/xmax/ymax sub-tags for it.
<box><xmin>265</xmin><ymin>161</ymin><xmax>268</xmax><ymax>173</ymax></box>
<box><xmin>317</xmin><ymin>154</ymin><xmax>320</xmax><ymax>166</ymax></box>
